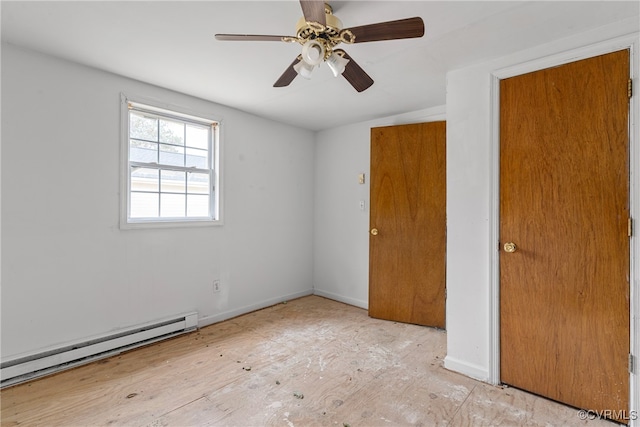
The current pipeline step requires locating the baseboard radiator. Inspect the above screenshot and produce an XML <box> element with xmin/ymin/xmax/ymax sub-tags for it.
<box><xmin>1</xmin><ymin>312</ymin><xmax>198</xmax><ymax>388</ymax></box>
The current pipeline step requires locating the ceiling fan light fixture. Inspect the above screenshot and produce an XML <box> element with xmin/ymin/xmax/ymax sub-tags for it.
<box><xmin>293</xmin><ymin>59</ymin><xmax>316</xmax><ymax>79</ymax></box>
<box><xmin>326</xmin><ymin>51</ymin><xmax>350</xmax><ymax>77</ymax></box>
<box><xmin>301</xmin><ymin>39</ymin><xmax>325</xmax><ymax>66</ymax></box>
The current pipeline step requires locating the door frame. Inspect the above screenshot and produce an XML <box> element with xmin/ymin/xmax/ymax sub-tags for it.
<box><xmin>488</xmin><ymin>33</ymin><xmax>639</xmax><ymax>420</ymax></box>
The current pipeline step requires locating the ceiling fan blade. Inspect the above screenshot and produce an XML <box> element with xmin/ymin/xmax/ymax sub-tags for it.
<box><xmin>335</xmin><ymin>50</ymin><xmax>374</xmax><ymax>93</ymax></box>
<box><xmin>299</xmin><ymin>0</ymin><xmax>326</xmax><ymax>26</ymax></box>
<box><xmin>215</xmin><ymin>34</ymin><xmax>292</xmax><ymax>42</ymax></box>
<box><xmin>273</xmin><ymin>57</ymin><xmax>301</xmax><ymax>87</ymax></box>
<box><xmin>346</xmin><ymin>17</ymin><xmax>424</xmax><ymax>43</ymax></box>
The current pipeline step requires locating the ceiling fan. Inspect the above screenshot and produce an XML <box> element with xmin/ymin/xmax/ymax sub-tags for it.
<box><xmin>215</xmin><ymin>1</ymin><xmax>424</xmax><ymax>92</ymax></box>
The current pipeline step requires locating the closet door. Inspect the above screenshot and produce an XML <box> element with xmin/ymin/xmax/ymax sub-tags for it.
<box><xmin>500</xmin><ymin>50</ymin><xmax>630</xmax><ymax>421</ymax></box>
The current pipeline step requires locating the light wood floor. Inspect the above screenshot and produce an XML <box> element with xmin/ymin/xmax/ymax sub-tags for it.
<box><xmin>1</xmin><ymin>296</ymin><xmax>614</xmax><ymax>426</ymax></box>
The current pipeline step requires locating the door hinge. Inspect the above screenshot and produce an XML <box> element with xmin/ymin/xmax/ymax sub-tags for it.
<box><xmin>630</xmin><ymin>354</ymin><xmax>635</xmax><ymax>374</ymax></box>
<box><xmin>629</xmin><ymin>218</ymin><xmax>633</xmax><ymax>237</ymax></box>
<box><xmin>629</xmin><ymin>79</ymin><xmax>633</xmax><ymax>98</ymax></box>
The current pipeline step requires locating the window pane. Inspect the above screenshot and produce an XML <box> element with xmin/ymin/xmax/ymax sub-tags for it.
<box><xmin>130</xmin><ymin>139</ymin><xmax>158</xmax><ymax>163</ymax></box>
<box><xmin>160</xmin><ymin>194</ymin><xmax>185</xmax><ymax>217</ymax></box>
<box><xmin>130</xmin><ymin>192</ymin><xmax>159</xmax><ymax>218</ymax></box>
<box><xmin>130</xmin><ymin>113</ymin><xmax>158</xmax><ymax>141</ymax></box>
<box><xmin>131</xmin><ymin>167</ymin><xmax>159</xmax><ymax>192</ymax></box>
<box><xmin>159</xmin><ymin>144</ymin><xmax>185</xmax><ymax>167</ymax></box>
<box><xmin>187</xmin><ymin>172</ymin><xmax>209</xmax><ymax>194</ymax></box>
<box><xmin>159</xmin><ymin>119</ymin><xmax>184</xmax><ymax>145</ymax></box>
<box><xmin>126</xmin><ymin>102</ymin><xmax>218</xmax><ymax>225</ymax></box>
<box><xmin>186</xmin><ymin>147</ymin><xmax>208</xmax><ymax>168</ymax></box>
<box><xmin>161</xmin><ymin>170</ymin><xmax>185</xmax><ymax>193</ymax></box>
<box><xmin>186</xmin><ymin>125</ymin><xmax>209</xmax><ymax>150</ymax></box>
<box><xmin>187</xmin><ymin>194</ymin><xmax>209</xmax><ymax>217</ymax></box>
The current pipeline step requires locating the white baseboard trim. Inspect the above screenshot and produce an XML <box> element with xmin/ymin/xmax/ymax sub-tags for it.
<box><xmin>197</xmin><ymin>288</ymin><xmax>314</xmax><ymax>328</ymax></box>
<box><xmin>312</xmin><ymin>289</ymin><xmax>368</xmax><ymax>310</ymax></box>
<box><xmin>444</xmin><ymin>355</ymin><xmax>490</xmax><ymax>383</ymax></box>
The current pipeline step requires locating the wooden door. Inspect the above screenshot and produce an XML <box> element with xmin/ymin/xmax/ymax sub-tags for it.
<box><xmin>369</xmin><ymin>122</ymin><xmax>446</xmax><ymax>328</ymax></box>
<box><xmin>500</xmin><ymin>50</ymin><xmax>630</xmax><ymax>420</ymax></box>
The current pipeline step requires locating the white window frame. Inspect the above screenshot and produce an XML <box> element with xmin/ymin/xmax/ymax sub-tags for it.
<box><xmin>120</xmin><ymin>93</ymin><xmax>223</xmax><ymax>229</ymax></box>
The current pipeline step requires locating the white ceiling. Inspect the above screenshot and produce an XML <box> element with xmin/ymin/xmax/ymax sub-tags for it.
<box><xmin>2</xmin><ymin>1</ymin><xmax>638</xmax><ymax>131</ymax></box>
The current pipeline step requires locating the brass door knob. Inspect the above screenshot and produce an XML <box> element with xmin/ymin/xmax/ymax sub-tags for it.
<box><xmin>370</xmin><ymin>228</ymin><xmax>379</xmax><ymax>236</ymax></box>
<box><xmin>504</xmin><ymin>242</ymin><xmax>517</xmax><ymax>253</ymax></box>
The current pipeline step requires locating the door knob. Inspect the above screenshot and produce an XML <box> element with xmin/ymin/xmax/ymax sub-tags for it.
<box><xmin>504</xmin><ymin>242</ymin><xmax>517</xmax><ymax>253</ymax></box>
<box><xmin>370</xmin><ymin>228</ymin><xmax>379</xmax><ymax>236</ymax></box>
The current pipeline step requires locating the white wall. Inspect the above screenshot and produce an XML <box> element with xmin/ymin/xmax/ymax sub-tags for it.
<box><xmin>1</xmin><ymin>44</ymin><xmax>315</xmax><ymax>360</ymax></box>
<box><xmin>313</xmin><ymin>107</ymin><xmax>445</xmax><ymax>308</ymax></box>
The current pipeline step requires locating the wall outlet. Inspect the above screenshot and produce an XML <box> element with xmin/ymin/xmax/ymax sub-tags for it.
<box><xmin>213</xmin><ymin>280</ymin><xmax>221</xmax><ymax>293</ymax></box>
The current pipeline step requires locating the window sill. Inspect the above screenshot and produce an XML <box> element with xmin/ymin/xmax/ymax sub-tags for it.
<box><xmin>120</xmin><ymin>218</ymin><xmax>223</xmax><ymax>230</ymax></box>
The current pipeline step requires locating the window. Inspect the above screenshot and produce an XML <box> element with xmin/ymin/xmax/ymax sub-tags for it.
<box><xmin>121</xmin><ymin>96</ymin><xmax>221</xmax><ymax>228</ymax></box>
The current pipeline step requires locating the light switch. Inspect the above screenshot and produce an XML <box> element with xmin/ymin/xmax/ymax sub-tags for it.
<box><xmin>359</xmin><ymin>200</ymin><xmax>365</xmax><ymax>211</ymax></box>
<box><xmin>358</xmin><ymin>173</ymin><xmax>365</xmax><ymax>184</ymax></box>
